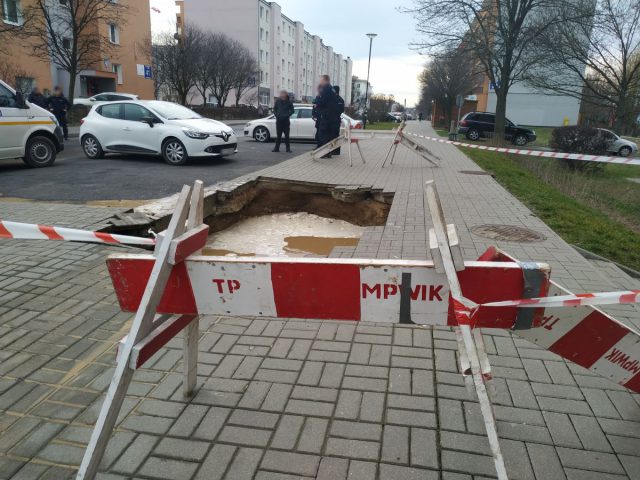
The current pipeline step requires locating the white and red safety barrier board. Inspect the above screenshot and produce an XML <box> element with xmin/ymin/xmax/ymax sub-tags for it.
<box><xmin>478</xmin><ymin>248</ymin><xmax>640</xmax><ymax>393</ymax></box>
<box><xmin>405</xmin><ymin>132</ymin><xmax>640</xmax><ymax>166</ymax></box>
<box><xmin>107</xmin><ymin>255</ymin><xmax>549</xmax><ymax>329</ymax></box>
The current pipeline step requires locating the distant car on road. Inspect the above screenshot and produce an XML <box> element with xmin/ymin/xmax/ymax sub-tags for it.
<box><xmin>74</xmin><ymin>92</ymin><xmax>139</xmax><ymax>106</ymax></box>
<box><xmin>458</xmin><ymin>111</ymin><xmax>537</xmax><ymax>146</ymax></box>
<box><xmin>597</xmin><ymin>128</ymin><xmax>638</xmax><ymax>157</ymax></box>
<box><xmin>245</xmin><ymin>104</ymin><xmax>361</xmax><ymax>142</ymax></box>
<box><xmin>80</xmin><ymin>100</ymin><xmax>237</xmax><ymax>165</ymax></box>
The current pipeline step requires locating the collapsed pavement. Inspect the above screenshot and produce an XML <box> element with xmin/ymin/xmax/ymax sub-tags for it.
<box><xmin>1</xmin><ymin>122</ymin><xmax>639</xmax><ymax>480</ymax></box>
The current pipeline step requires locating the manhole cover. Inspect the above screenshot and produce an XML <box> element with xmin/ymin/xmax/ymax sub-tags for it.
<box><xmin>470</xmin><ymin>224</ymin><xmax>546</xmax><ymax>243</ymax></box>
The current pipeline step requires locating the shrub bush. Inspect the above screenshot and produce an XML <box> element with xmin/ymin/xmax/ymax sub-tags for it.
<box><xmin>550</xmin><ymin>126</ymin><xmax>610</xmax><ymax>172</ymax></box>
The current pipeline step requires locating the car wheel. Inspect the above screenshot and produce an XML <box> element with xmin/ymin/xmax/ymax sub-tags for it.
<box><xmin>618</xmin><ymin>146</ymin><xmax>632</xmax><ymax>157</ymax></box>
<box><xmin>253</xmin><ymin>126</ymin><xmax>270</xmax><ymax>143</ymax></box>
<box><xmin>466</xmin><ymin>129</ymin><xmax>480</xmax><ymax>141</ymax></box>
<box><xmin>22</xmin><ymin>136</ymin><xmax>56</xmax><ymax>168</ymax></box>
<box><xmin>162</xmin><ymin>138</ymin><xmax>188</xmax><ymax>166</ymax></box>
<box><xmin>513</xmin><ymin>134</ymin><xmax>528</xmax><ymax>146</ymax></box>
<box><xmin>82</xmin><ymin>135</ymin><xmax>104</xmax><ymax>159</ymax></box>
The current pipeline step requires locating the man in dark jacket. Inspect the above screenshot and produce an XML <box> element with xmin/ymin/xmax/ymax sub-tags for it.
<box><xmin>333</xmin><ymin>85</ymin><xmax>345</xmax><ymax>155</ymax></box>
<box><xmin>28</xmin><ymin>87</ymin><xmax>47</xmax><ymax>109</ymax></box>
<box><xmin>47</xmin><ymin>86</ymin><xmax>70</xmax><ymax>140</ymax></box>
<box><xmin>272</xmin><ymin>90</ymin><xmax>295</xmax><ymax>152</ymax></box>
<box><xmin>315</xmin><ymin>75</ymin><xmax>339</xmax><ymax>158</ymax></box>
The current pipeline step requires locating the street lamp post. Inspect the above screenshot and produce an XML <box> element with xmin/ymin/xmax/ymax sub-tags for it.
<box><xmin>363</xmin><ymin>33</ymin><xmax>377</xmax><ymax>130</ymax></box>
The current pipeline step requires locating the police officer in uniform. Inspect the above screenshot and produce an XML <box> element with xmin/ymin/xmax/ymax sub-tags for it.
<box><xmin>315</xmin><ymin>75</ymin><xmax>339</xmax><ymax>159</ymax></box>
<box><xmin>47</xmin><ymin>86</ymin><xmax>70</xmax><ymax>140</ymax></box>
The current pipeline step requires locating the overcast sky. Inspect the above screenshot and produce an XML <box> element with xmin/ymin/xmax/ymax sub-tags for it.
<box><xmin>150</xmin><ymin>0</ymin><xmax>426</xmax><ymax>105</ymax></box>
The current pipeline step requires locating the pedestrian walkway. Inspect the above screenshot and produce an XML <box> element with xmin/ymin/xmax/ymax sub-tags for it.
<box><xmin>0</xmin><ymin>122</ymin><xmax>639</xmax><ymax>479</ymax></box>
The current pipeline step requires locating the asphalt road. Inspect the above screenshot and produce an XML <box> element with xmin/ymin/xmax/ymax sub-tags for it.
<box><xmin>0</xmin><ymin>127</ymin><xmax>315</xmax><ymax>202</ymax></box>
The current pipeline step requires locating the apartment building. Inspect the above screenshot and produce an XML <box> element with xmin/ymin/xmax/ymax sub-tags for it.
<box><xmin>0</xmin><ymin>0</ymin><xmax>154</xmax><ymax>100</ymax></box>
<box><xmin>183</xmin><ymin>0</ymin><xmax>352</xmax><ymax>106</ymax></box>
<box><xmin>352</xmin><ymin>76</ymin><xmax>372</xmax><ymax>108</ymax></box>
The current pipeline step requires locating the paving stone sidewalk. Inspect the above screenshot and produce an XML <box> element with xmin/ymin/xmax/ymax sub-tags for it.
<box><xmin>1</xmin><ymin>123</ymin><xmax>639</xmax><ymax>480</ymax></box>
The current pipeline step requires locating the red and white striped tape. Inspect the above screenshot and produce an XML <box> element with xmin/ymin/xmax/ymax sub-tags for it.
<box><xmin>405</xmin><ymin>132</ymin><xmax>640</xmax><ymax>166</ymax></box>
<box><xmin>0</xmin><ymin>220</ymin><xmax>155</xmax><ymax>246</ymax></box>
<box><xmin>479</xmin><ymin>290</ymin><xmax>640</xmax><ymax>309</ymax></box>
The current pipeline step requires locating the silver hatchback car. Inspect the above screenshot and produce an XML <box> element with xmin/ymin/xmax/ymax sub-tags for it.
<box><xmin>598</xmin><ymin>128</ymin><xmax>638</xmax><ymax>157</ymax></box>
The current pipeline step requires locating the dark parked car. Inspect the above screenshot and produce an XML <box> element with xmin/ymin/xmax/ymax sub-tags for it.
<box><xmin>457</xmin><ymin>112</ymin><xmax>537</xmax><ymax>146</ymax></box>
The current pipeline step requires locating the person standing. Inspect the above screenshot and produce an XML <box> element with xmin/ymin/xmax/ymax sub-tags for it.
<box><xmin>272</xmin><ymin>90</ymin><xmax>294</xmax><ymax>153</ymax></box>
<box><xmin>315</xmin><ymin>75</ymin><xmax>339</xmax><ymax>158</ymax></box>
<box><xmin>28</xmin><ymin>87</ymin><xmax>47</xmax><ymax>109</ymax></box>
<box><xmin>47</xmin><ymin>86</ymin><xmax>70</xmax><ymax>140</ymax></box>
<box><xmin>332</xmin><ymin>85</ymin><xmax>345</xmax><ymax>155</ymax></box>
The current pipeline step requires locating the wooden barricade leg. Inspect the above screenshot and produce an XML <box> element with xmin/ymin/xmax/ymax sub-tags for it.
<box><xmin>76</xmin><ymin>185</ymin><xmax>193</xmax><ymax>480</ymax></box>
<box><xmin>425</xmin><ymin>181</ymin><xmax>508</xmax><ymax>480</ymax></box>
<box><xmin>183</xmin><ymin>180</ymin><xmax>204</xmax><ymax>397</ymax></box>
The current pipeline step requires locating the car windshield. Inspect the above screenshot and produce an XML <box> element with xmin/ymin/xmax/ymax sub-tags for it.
<box><xmin>147</xmin><ymin>101</ymin><xmax>201</xmax><ymax>120</ymax></box>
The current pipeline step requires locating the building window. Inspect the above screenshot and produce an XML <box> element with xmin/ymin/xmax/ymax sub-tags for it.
<box><xmin>2</xmin><ymin>0</ymin><xmax>21</xmax><ymax>25</ymax></box>
<box><xmin>112</xmin><ymin>64</ymin><xmax>123</xmax><ymax>84</ymax></box>
<box><xmin>109</xmin><ymin>23</ymin><xmax>120</xmax><ymax>44</ymax></box>
<box><xmin>15</xmin><ymin>76</ymin><xmax>34</xmax><ymax>93</ymax></box>
<box><xmin>62</xmin><ymin>37</ymin><xmax>72</xmax><ymax>50</ymax></box>
<box><xmin>260</xmin><ymin>6</ymin><xmax>263</xmax><ymax>18</ymax></box>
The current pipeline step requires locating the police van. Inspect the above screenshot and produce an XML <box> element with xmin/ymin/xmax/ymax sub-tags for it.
<box><xmin>0</xmin><ymin>79</ymin><xmax>64</xmax><ymax>167</ymax></box>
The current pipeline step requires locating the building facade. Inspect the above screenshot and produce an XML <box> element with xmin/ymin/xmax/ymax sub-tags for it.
<box><xmin>183</xmin><ymin>0</ymin><xmax>352</xmax><ymax>106</ymax></box>
<box><xmin>0</xmin><ymin>0</ymin><xmax>154</xmax><ymax>100</ymax></box>
<box><xmin>351</xmin><ymin>76</ymin><xmax>372</xmax><ymax>109</ymax></box>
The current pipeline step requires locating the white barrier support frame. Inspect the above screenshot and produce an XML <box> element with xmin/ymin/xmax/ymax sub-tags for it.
<box><xmin>311</xmin><ymin>119</ymin><xmax>366</xmax><ymax>166</ymax></box>
<box><xmin>381</xmin><ymin>121</ymin><xmax>440</xmax><ymax>168</ymax></box>
<box><xmin>77</xmin><ymin>183</ymin><xmax>206</xmax><ymax>479</ymax></box>
<box><xmin>426</xmin><ymin>180</ymin><xmax>508</xmax><ymax>479</ymax></box>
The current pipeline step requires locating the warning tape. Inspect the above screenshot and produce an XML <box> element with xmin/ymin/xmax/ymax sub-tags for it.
<box><xmin>479</xmin><ymin>290</ymin><xmax>640</xmax><ymax>309</ymax></box>
<box><xmin>405</xmin><ymin>132</ymin><xmax>640</xmax><ymax>166</ymax></box>
<box><xmin>0</xmin><ymin>220</ymin><xmax>155</xmax><ymax>246</ymax></box>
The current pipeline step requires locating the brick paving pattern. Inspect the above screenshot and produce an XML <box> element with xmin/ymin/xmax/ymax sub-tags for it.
<box><xmin>0</xmin><ymin>122</ymin><xmax>639</xmax><ymax>479</ymax></box>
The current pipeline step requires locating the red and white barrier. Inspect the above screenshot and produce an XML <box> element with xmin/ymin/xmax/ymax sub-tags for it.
<box><xmin>479</xmin><ymin>247</ymin><xmax>640</xmax><ymax>394</ymax></box>
<box><xmin>107</xmin><ymin>255</ymin><xmax>549</xmax><ymax>329</ymax></box>
<box><xmin>0</xmin><ymin>220</ymin><xmax>155</xmax><ymax>246</ymax></box>
<box><xmin>405</xmin><ymin>132</ymin><xmax>640</xmax><ymax>166</ymax></box>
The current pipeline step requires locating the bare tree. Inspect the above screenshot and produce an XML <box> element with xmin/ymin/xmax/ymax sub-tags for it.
<box><xmin>232</xmin><ymin>47</ymin><xmax>259</xmax><ymax>107</ymax></box>
<box><xmin>208</xmin><ymin>35</ymin><xmax>240</xmax><ymax>107</ymax></box>
<box><xmin>22</xmin><ymin>0</ymin><xmax>130</xmax><ymax>102</ymax></box>
<box><xmin>193</xmin><ymin>30</ymin><xmax>217</xmax><ymax>105</ymax></box>
<box><xmin>419</xmin><ymin>49</ymin><xmax>477</xmax><ymax>126</ymax></box>
<box><xmin>405</xmin><ymin>0</ymin><xmax>575</xmax><ymax>141</ymax></box>
<box><xmin>528</xmin><ymin>0</ymin><xmax>640</xmax><ymax>134</ymax></box>
<box><xmin>153</xmin><ymin>26</ymin><xmax>202</xmax><ymax>105</ymax></box>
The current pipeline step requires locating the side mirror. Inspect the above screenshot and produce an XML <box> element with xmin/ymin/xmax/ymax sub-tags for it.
<box><xmin>15</xmin><ymin>91</ymin><xmax>27</xmax><ymax>109</ymax></box>
<box><xmin>89</xmin><ymin>98</ymin><xmax>96</xmax><ymax>102</ymax></box>
<box><xmin>141</xmin><ymin>116</ymin><xmax>155</xmax><ymax>127</ymax></box>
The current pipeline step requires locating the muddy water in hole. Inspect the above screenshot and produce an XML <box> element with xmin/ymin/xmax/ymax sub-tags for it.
<box><xmin>204</xmin><ymin>212</ymin><xmax>364</xmax><ymax>257</ymax></box>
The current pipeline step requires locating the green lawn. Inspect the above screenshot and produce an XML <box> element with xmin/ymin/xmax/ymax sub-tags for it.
<box><xmin>462</xmin><ymin>147</ymin><xmax>640</xmax><ymax>270</ymax></box>
<box><xmin>366</xmin><ymin>121</ymin><xmax>401</xmax><ymax>131</ymax></box>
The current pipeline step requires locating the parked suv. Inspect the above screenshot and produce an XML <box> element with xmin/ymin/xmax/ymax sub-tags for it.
<box><xmin>0</xmin><ymin>79</ymin><xmax>64</xmax><ymax>167</ymax></box>
<box><xmin>458</xmin><ymin>112</ymin><xmax>537</xmax><ymax>146</ymax></box>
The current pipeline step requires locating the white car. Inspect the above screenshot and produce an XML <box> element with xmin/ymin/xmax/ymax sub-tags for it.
<box><xmin>80</xmin><ymin>100</ymin><xmax>237</xmax><ymax>165</ymax></box>
<box><xmin>74</xmin><ymin>92</ymin><xmax>139</xmax><ymax>106</ymax></box>
<box><xmin>597</xmin><ymin>128</ymin><xmax>638</xmax><ymax>157</ymax></box>
<box><xmin>244</xmin><ymin>104</ymin><xmax>362</xmax><ymax>142</ymax></box>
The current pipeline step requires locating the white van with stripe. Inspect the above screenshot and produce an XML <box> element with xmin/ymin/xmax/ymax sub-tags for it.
<box><xmin>0</xmin><ymin>79</ymin><xmax>64</xmax><ymax>167</ymax></box>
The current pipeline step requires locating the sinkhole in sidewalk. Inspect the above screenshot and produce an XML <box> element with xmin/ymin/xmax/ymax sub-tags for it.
<box><xmin>199</xmin><ymin>178</ymin><xmax>392</xmax><ymax>258</ymax></box>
